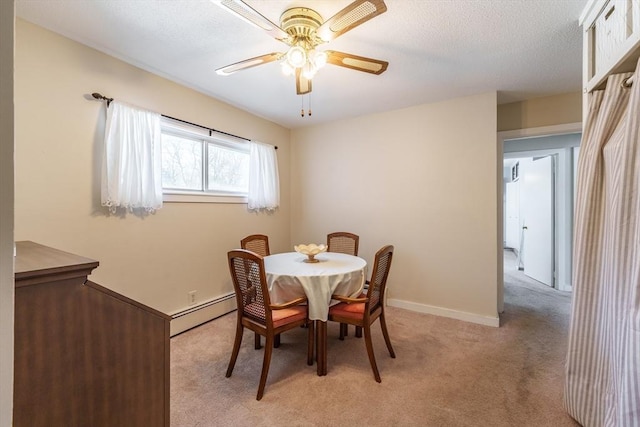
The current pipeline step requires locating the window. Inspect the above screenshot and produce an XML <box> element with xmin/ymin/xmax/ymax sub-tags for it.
<box><xmin>511</xmin><ymin>161</ymin><xmax>519</xmax><ymax>182</ymax></box>
<box><xmin>161</xmin><ymin>119</ymin><xmax>249</xmax><ymax>201</ymax></box>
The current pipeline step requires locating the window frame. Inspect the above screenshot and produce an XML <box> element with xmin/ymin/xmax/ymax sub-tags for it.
<box><xmin>160</xmin><ymin>118</ymin><xmax>249</xmax><ymax>204</ymax></box>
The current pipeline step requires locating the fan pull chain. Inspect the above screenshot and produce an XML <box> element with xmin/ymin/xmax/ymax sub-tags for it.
<box><xmin>300</xmin><ymin>95</ymin><xmax>312</xmax><ymax>118</ymax></box>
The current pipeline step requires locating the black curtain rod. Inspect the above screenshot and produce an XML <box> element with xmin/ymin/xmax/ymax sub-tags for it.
<box><xmin>91</xmin><ymin>92</ymin><xmax>277</xmax><ymax>149</ymax></box>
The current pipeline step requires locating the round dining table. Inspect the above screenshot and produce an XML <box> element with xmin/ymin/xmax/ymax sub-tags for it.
<box><xmin>264</xmin><ymin>251</ymin><xmax>367</xmax><ymax>375</ymax></box>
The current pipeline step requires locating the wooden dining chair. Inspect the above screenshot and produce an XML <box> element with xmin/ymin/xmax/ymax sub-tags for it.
<box><xmin>327</xmin><ymin>232</ymin><xmax>360</xmax><ymax>338</ymax></box>
<box><xmin>327</xmin><ymin>232</ymin><xmax>359</xmax><ymax>256</ymax></box>
<box><xmin>226</xmin><ymin>249</ymin><xmax>314</xmax><ymax>400</ymax></box>
<box><xmin>328</xmin><ymin>245</ymin><xmax>395</xmax><ymax>382</ymax></box>
<box><xmin>241</xmin><ymin>234</ymin><xmax>272</xmax><ymax>349</ymax></box>
<box><xmin>241</xmin><ymin>234</ymin><xmax>270</xmax><ymax>257</ymax></box>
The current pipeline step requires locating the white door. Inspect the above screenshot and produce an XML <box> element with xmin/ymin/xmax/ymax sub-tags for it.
<box><xmin>522</xmin><ymin>156</ymin><xmax>554</xmax><ymax>286</ymax></box>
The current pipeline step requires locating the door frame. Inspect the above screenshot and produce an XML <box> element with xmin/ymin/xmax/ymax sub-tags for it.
<box><xmin>497</xmin><ymin>122</ymin><xmax>582</xmax><ymax>313</ymax></box>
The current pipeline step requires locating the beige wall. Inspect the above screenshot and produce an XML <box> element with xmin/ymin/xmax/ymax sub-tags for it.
<box><xmin>0</xmin><ymin>2</ymin><xmax>15</xmax><ymax>424</ymax></box>
<box><xmin>291</xmin><ymin>92</ymin><xmax>500</xmax><ymax>324</ymax></box>
<box><xmin>15</xmin><ymin>19</ymin><xmax>504</xmax><ymax>329</ymax></box>
<box><xmin>14</xmin><ymin>20</ymin><xmax>291</xmax><ymax>319</ymax></box>
<box><xmin>497</xmin><ymin>92</ymin><xmax>582</xmax><ymax>132</ymax></box>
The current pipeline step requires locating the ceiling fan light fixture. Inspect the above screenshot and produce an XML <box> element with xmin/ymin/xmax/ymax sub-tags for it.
<box><xmin>286</xmin><ymin>46</ymin><xmax>307</xmax><ymax>68</ymax></box>
<box><xmin>213</xmin><ymin>0</ymin><xmax>388</xmax><ymax>104</ymax></box>
<box><xmin>310</xmin><ymin>50</ymin><xmax>328</xmax><ymax>69</ymax></box>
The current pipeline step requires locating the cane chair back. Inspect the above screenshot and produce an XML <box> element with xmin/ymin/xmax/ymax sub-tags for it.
<box><xmin>239</xmin><ymin>234</ymin><xmax>272</xmax><ymax>348</ymax></box>
<box><xmin>366</xmin><ymin>245</ymin><xmax>393</xmax><ymax>312</ymax></box>
<box><xmin>241</xmin><ymin>234</ymin><xmax>271</xmax><ymax>257</ymax></box>
<box><xmin>229</xmin><ymin>251</ymin><xmax>269</xmax><ymax>325</ymax></box>
<box><xmin>327</xmin><ymin>232</ymin><xmax>359</xmax><ymax>256</ymax></box>
<box><xmin>327</xmin><ymin>232</ymin><xmax>360</xmax><ymax>338</ymax></box>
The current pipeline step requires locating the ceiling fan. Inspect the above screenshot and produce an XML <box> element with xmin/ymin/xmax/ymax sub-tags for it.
<box><xmin>212</xmin><ymin>0</ymin><xmax>389</xmax><ymax>95</ymax></box>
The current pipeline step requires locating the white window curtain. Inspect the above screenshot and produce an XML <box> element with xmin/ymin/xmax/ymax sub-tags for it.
<box><xmin>248</xmin><ymin>141</ymin><xmax>280</xmax><ymax>212</ymax></box>
<box><xmin>564</xmin><ymin>62</ymin><xmax>640</xmax><ymax>425</ymax></box>
<box><xmin>101</xmin><ymin>101</ymin><xmax>163</xmax><ymax>213</ymax></box>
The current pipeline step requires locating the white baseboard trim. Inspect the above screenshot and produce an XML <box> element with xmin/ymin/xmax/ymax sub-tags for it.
<box><xmin>170</xmin><ymin>292</ymin><xmax>236</xmax><ymax>336</ymax></box>
<box><xmin>387</xmin><ymin>298</ymin><xmax>500</xmax><ymax>328</ymax></box>
<box><xmin>169</xmin><ymin>294</ymin><xmax>501</xmax><ymax>335</ymax></box>
<box><xmin>558</xmin><ymin>281</ymin><xmax>572</xmax><ymax>293</ymax></box>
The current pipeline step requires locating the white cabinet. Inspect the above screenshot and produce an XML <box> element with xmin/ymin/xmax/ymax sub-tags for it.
<box><xmin>581</xmin><ymin>0</ymin><xmax>640</xmax><ymax>92</ymax></box>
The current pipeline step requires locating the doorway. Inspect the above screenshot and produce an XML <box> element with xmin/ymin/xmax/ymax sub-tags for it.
<box><xmin>504</xmin><ymin>155</ymin><xmax>555</xmax><ymax>287</ymax></box>
<box><xmin>497</xmin><ymin>123</ymin><xmax>581</xmax><ymax>313</ymax></box>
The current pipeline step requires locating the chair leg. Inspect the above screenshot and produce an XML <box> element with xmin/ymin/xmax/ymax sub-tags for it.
<box><xmin>254</xmin><ymin>332</ymin><xmax>261</xmax><ymax>349</ymax></box>
<box><xmin>355</xmin><ymin>326</ymin><xmax>363</xmax><ymax>338</ymax></box>
<box><xmin>274</xmin><ymin>334</ymin><xmax>281</xmax><ymax>348</ymax></box>
<box><xmin>339</xmin><ymin>323</ymin><xmax>347</xmax><ymax>341</ymax></box>
<box><xmin>257</xmin><ymin>334</ymin><xmax>274</xmax><ymax>401</ymax></box>
<box><xmin>363</xmin><ymin>323</ymin><xmax>381</xmax><ymax>383</ymax></box>
<box><xmin>226</xmin><ymin>322</ymin><xmax>244</xmax><ymax>377</ymax></box>
<box><xmin>379</xmin><ymin>313</ymin><xmax>396</xmax><ymax>358</ymax></box>
<box><xmin>307</xmin><ymin>320</ymin><xmax>315</xmax><ymax>366</ymax></box>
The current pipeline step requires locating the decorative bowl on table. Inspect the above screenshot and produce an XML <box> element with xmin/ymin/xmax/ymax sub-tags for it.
<box><xmin>294</xmin><ymin>243</ymin><xmax>327</xmax><ymax>263</ymax></box>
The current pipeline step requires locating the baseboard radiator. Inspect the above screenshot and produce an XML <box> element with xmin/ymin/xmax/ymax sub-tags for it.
<box><xmin>170</xmin><ymin>292</ymin><xmax>237</xmax><ymax>336</ymax></box>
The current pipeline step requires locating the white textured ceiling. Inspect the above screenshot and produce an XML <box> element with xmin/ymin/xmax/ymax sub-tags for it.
<box><xmin>16</xmin><ymin>0</ymin><xmax>587</xmax><ymax>129</ymax></box>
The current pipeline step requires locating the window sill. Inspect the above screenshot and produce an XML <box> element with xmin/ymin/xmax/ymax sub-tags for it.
<box><xmin>163</xmin><ymin>192</ymin><xmax>247</xmax><ymax>204</ymax></box>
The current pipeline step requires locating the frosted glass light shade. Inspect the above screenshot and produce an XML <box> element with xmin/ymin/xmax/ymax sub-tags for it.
<box><xmin>310</xmin><ymin>50</ymin><xmax>327</xmax><ymax>68</ymax></box>
<box><xmin>286</xmin><ymin>46</ymin><xmax>307</xmax><ymax>68</ymax></box>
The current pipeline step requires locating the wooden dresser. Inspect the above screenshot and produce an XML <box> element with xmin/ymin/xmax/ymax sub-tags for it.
<box><xmin>14</xmin><ymin>241</ymin><xmax>170</xmax><ymax>427</ymax></box>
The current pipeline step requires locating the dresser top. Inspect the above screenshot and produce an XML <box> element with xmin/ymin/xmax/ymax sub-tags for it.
<box><xmin>14</xmin><ymin>241</ymin><xmax>99</xmax><ymax>285</ymax></box>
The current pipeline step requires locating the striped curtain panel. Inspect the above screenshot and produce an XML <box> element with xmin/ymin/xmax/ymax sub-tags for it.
<box><xmin>565</xmin><ymin>60</ymin><xmax>640</xmax><ymax>426</ymax></box>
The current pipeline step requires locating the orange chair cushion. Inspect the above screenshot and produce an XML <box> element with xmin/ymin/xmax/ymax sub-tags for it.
<box><xmin>329</xmin><ymin>301</ymin><xmax>365</xmax><ymax>320</ymax></box>
<box><xmin>272</xmin><ymin>306</ymin><xmax>307</xmax><ymax>328</ymax></box>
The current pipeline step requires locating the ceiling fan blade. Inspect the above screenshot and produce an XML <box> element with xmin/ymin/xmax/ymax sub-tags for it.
<box><xmin>216</xmin><ymin>53</ymin><xmax>282</xmax><ymax>76</ymax></box>
<box><xmin>325</xmin><ymin>51</ymin><xmax>388</xmax><ymax>75</ymax></box>
<box><xmin>211</xmin><ymin>0</ymin><xmax>289</xmax><ymax>42</ymax></box>
<box><xmin>316</xmin><ymin>0</ymin><xmax>387</xmax><ymax>42</ymax></box>
<box><xmin>296</xmin><ymin>69</ymin><xmax>312</xmax><ymax>95</ymax></box>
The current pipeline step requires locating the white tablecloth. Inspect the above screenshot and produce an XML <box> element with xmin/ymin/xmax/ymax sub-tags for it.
<box><xmin>264</xmin><ymin>252</ymin><xmax>366</xmax><ymax>321</ymax></box>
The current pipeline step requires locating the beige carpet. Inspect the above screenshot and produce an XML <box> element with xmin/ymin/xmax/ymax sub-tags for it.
<box><xmin>170</xmin><ymin>251</ymin><xmax>580</xmax><ymax>426</ymax></box>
